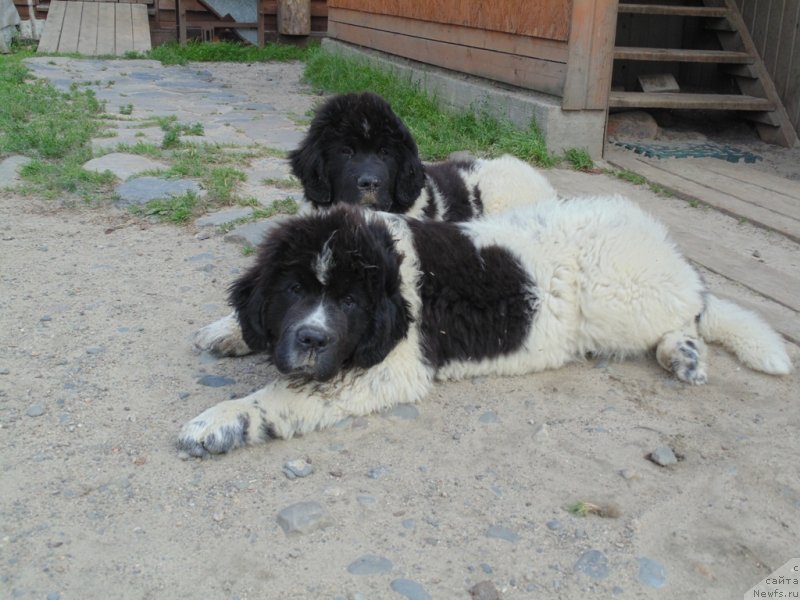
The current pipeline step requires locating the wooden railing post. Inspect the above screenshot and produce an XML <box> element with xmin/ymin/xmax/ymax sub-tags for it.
<box><xmin>277</xmin><ymin>0</ymin><xmax>310</xmax><ymax>35</ymax></box>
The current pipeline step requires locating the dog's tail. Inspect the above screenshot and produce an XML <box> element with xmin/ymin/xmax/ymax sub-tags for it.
<box><xmin>698</xmin><ymin>294</ymin><xmax>792</xmax><ymax>374</ymax></box>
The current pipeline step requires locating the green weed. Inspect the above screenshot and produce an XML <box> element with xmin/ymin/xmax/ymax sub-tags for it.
<box><xmin>563</xmin><ymin>148</ymin><xmax>594</xmax><ymax>171</ymax></box>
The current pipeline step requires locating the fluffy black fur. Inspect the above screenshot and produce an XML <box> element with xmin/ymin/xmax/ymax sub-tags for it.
<box><xmin>228</xmin><ymin>208</ymin><xmax>411</xmax><ymax>380</ymax></box>
<box><xmin>288</xmin><ymin>92</ymin><xmax>482</xmax><ymax>220</ymax></box>
<box><xmin>229</xmin><ymin>207</ymin><xmax>536</xmax><ymax>380</ymax></box>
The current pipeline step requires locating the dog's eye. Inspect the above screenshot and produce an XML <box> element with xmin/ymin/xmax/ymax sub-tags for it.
<box><xmin>341</xmin><ymin>295</ymin><xmax>357</xmax><ymax>309</ymax></box>
<box><xmin>379</xmin><ymin>147</ymin><xmax>390</xmax><ymax>157</ymax></box>
<box><xmin>341</xmin><ymin>146</ymin><xmax>354</xmax><ymax>158</ymax></box>
<box><xmin>288</xmin><ymin>283</ymin><xmax>303</xmax><ymax>295</ymax></box>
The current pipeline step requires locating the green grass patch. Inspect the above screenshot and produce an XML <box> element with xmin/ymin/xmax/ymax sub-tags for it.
<box><xmin>302</xmin><ymin>48</ymin><xmax>555</xmax><ymax>166</ymax></box>
<box><xmin>132</xmin><ymin>191</ymin><xmax>199</xmax><ymax>223</ymax></box>
<box><xmin>605</xmin><ymin>168</ymin><xmax>647</xmax><ymax>186</ymax></box>
<box><xmin>563</xmin><ymin>148</ymin><xmax>594</xmax><ymax>171</ymax></box>
<box><xmin>143</xmin><ymin>41</ymin><xmax>314</xmax><ymax>66</ymax></box>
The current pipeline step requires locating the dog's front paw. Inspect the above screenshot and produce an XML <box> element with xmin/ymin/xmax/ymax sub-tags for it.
<box><xmin>193</xmin><ymin>312</ymin><xmax>251</xmax><ymax>357</ymax></box>
<box><xmin>177</xmin><ymin>401</ymin><xmax>252</xmax><ymax>458</ymax></box>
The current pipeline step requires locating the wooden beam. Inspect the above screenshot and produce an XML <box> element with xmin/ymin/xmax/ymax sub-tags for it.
<box><xmin>95</xmin><ymin>2</ymin><xmax>115</xmax><ymax>55</ymax></box>
<box><xmin>614</xmin><ymin>47</ymin><xmax>753</xmax><ymax>63</ymax></box>
<box><xmin>37</xmin><ymin>0</ymin><xmax>66</xmax><ymax>53</ymax></box>
<box><xmin>563</xmin><ymin>0</ymin><xmax>619</xmax><ymax>110</ymax></box>
<box><xmin>59</xmin><ymin>0</ymin><xmax>83</xmax><ymax>53</ymax></box>
<box><xmin>77</xmin><ymin>1</ymin><xmax>99</xmax><ymax>55</ymax></box>
<box><xmin>131</xmin><ymin>3</ymin><xmax>151</xmax><ymax>52</ymax></box>
<box><xmin>277</xmin><ymin>0</ymin><xmax>310</xmax><ymax>35</ymax></box>
<box><xmin>608</xmin><ymin>91</ymin><xmax>774</xmax><ymax>110</ymax></box>
<box><xmin>618</xmin><ymin>4</ymin><xmax>729</xmax><ymax>17</ymax></box>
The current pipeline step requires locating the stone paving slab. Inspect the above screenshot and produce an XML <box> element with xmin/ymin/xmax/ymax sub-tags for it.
<box><xmin>0</xmin><ymin>155</ymin><xmax>32</xmax><ymax>188</ymax></box>
<box><xmin>83</xmin><ymin>152</ymin><xmax>168</xmax><ymax>180</ymax></box>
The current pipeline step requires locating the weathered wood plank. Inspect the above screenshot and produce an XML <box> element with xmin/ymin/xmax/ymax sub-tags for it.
<box><xmin>114</xmin><ymin>2</ymin><xmax>134</xmax><ymax>54</ymax></box>
<box><xmin>131</xmin><ymin>3</ymin><xmax>151</xmax><ymax>52</ymax></box>
<box><xmin>614</xmin><ymin>47</ymin><xmax>753</xmax><ymax>63</ymax></box>
<box><xmin>606</xmin><ymin>149</ymin><xmax>800</xmax><ymax>248</ymax></box>
<box><xmin>95</xmin><ymin>2</ymin><xmax>115</xmax><ymax>55</ymax></box>
<box><xmin>563</xmin><ymin>0</ymin><xmax>618</xmax><ymax>110</ymax></box>
<box><xmin>328</xmin><ymin>0</ymin><xmax>570</xmax><ymax>41</ymax></box>
<box><xmin>331</xmin><ymin>8</ymin><xmax>568</xmax><ymax>64</ymax></box>
<box><xmin>277</xmin><ymin>0</ymin><xmax>310</xmax><ymax>35</ymax></box>
<box><xmin>618</xmin><ymin>4</ymin><xmax>729</xmax><ymax>17</ymax></box>
<box><xmin>58</xmin><ymin>0</ymin><xmax>83</xmax><ymax>53</ymax></box>
<box><xmin>608</xmin><ymin>91</ymin><xmax>774</xmax><ymax>110</ymax></box>
<box><xmin>328</xmin><ymin>18</ymin><xmax>567</xmax><ymax>97</ymax></box>
<box><xmin>37</xmin><ymin>0</ymin><xmax>66</xmax><ymax>53</ymax></box>
<box><xmin>77</xmin><ymin>1</ymin><xmax>99</xmax><ymax>55</ymax></box>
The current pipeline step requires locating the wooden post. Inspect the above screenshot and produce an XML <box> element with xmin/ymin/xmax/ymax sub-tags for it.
<box><xmin>277</xmin><ymin>0</ymin><xmax>310</xmax><ymax>35</ymax></box>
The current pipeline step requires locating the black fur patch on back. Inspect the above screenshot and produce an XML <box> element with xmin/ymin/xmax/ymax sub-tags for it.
<box><xmin>425</xmin><ymin>161</ymin><xmax>479</xmax><ymax>221</ymax></box>
<box><xmin>407</xmin><ymin>220</ymin><xmax>538</xmax><ymax>368</ymax></box>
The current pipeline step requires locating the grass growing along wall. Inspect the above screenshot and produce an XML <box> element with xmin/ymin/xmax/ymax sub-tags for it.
<box><xmin>302</xmin><ymin>47</ymin><xmax>556</xmax><ymax>167</ymax></box>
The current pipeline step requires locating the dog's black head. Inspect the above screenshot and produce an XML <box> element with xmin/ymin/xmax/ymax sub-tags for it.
<box><xmin>288</xmin><ymin>92</ymin><xmax>426</xmax><ymax>213</ymax></box>
<box><xmin>229</xmin><ymin>208</ymin><xmax>411</xmax><ymax>381</ymax></box>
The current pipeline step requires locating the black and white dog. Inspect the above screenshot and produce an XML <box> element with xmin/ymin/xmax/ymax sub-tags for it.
<box><xmin>178</xmin><ymin>198</ymin><xmax>792</xmax><ymax>458</ymax></box>
<box><xmin>288</xmin><ymin>91</ymin><xmax>556</xmax><ymax>220</ymax></box>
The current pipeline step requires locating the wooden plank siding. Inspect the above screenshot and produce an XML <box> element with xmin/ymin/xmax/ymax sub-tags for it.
<box><xmin>327</xmin><ymin>1</ymin><xmax>620</xmax><ymax>110</ymax></box>
<box><xmin>734</xmin><ymin>0</ymin><xmax>800</xmax><ymax>137</ymax></box>
<box><xmin>328</xmin><ymin>0</ymin><xmax>570</xmax><ymax>41</ymax></box>
<box><xmin>328</xmin><ymin>8</ymin><xmax>568</xmax><ymax>97</ymax></box>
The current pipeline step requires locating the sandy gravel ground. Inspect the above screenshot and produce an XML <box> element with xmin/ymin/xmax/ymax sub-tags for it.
<box><xmin>1</xmin><ymin>60</ymin><xmax>799</xmax><ymax>600</ymax></box>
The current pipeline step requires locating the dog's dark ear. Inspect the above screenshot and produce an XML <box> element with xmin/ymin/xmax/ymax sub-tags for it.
<box><xmin>228</xmin><ymin>233</ymin><xmax>285</xmax><ymax>353</ymax></box>
<box><xmin>393</xmin><ymin>131</ymin><xmax>426</xmax><ymax>211</ymax></box>
<box><xmin>351</xmin><ymin>287</ymin><xmax>410</xmax><ymax>369</ymax></box>
<box><xmin>288</xmin><ymin>140</ymin><xmax>331</xmax><ymax>207</ymax></box>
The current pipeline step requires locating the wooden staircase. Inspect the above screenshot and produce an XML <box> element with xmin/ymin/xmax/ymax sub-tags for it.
<box><xmin>610</xmin><ymin>0</ymin><xmax>797</xmax><ymax>147</ymax></box>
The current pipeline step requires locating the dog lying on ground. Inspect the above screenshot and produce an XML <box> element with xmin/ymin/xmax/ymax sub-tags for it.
<box><xmin>288</xmin><ymin>91</ymin><xmax>556</xmax><ymax>220</ymax></box>
<box><xmin>177</xmin><ymin>197</ymin><xmax>791</xmax><ymax>458</ymax></box>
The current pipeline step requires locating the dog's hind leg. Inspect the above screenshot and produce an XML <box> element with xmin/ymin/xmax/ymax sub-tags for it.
<box><xmin>193</xmin><ymin>312</ymin><xmax>252</xmax><ymax>357</ymax></box>
<box><xmin>655</xmin><ymin>325</ymin><xmax>708</xmax><ymax>384</ymax></box>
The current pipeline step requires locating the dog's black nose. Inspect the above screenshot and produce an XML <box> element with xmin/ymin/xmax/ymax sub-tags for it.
<box><xmin>296</xmin><ymin>326</ymin><xmax>331</xmax><ymax>350</ymax></box>
<box><xmin>357</xmin><ymin>174</ymin><xmax>381</xmax><ymax>190</ymax></box>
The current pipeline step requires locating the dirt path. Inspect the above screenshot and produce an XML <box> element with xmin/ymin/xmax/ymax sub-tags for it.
<box><xmin>1</xmin><ymin>60</ymin><xmax>799</xmax><ymax>600</ymax></box>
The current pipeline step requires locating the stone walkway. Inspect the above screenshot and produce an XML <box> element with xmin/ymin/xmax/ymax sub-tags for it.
<box><xmin>2</xmin><ymin>57</ymin><xmax>314</xmax><ymax>242</ymax></box>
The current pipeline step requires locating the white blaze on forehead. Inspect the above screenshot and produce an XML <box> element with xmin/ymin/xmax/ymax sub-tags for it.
<box><xmin>362</xmin><ymin>118</ymin><xmax>371</xmax><ymax>137</ymax></box>
<box><xmin>300</xmin><ymin>302</ymin><xmax>329</xmax><ymax>330</ymax></box>
<box><xmin>313</xmin><ymin>232</ymin><xmax>336</xmax><ymax>286</ymax></box>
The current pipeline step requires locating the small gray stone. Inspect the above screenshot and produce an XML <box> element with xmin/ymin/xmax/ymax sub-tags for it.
<box><xmin>282</xmin><ymin>459</ymin><xmax>314</xmax><ymax>479</ymax></box>
<box><xmin>367</xmin><ymin>466</ymin><xmax>389</xmax><ymax>479</ymax></box>
<box><xmin>486</xmin><ymin>524</ymin><xmax>520</xmax><ymax>543</ymax></box>
<box><xmin>276</xmin><ymin>501</ymin><xmax>328</xmax><ymax>535</ymax></box>
<box><xmin>574</xmin><ymin>549</ymin><xmax>610</xmax><ymax>580</ymax></box>
<box><xmin>479</xmin><ymin>563</ymin><xmax>493</xmax><ymax>574</ymax></box>
<box><xmin>478</xmin><ymin>411</ymin><xmax>498</xmax><ymax>423</ymax></box>
<box><xmin>356</xmin><ymin>495</ymin><xmax>376</xmax><ymax>506</ymax></box>
<box><xmin>224</xmin><ymin>219</ymin><xmax>284</xmax><ymax>247</ymax></box>
<box><xmin>649</xmin><ymin>447</ymin><xmax>678</xmax><ymax>467</ymax></box>
<box><xmin>27</xmin><ymin>403</ymin><xmax>45</xmax><ymax>417</ymax></box>
<box><xmin>197</xmin><ymin>374</ymin><xmax>235</xmax><ymax>387</ymax></box>
<box><xmin>390</xmin><ymin>578</ymin><xmax>431</xmax><ymax>600</ymax></box>
<box><xmin>401</xmin><ymin>518</ymin><xmax>416</xmax><ymax>529</ymax></box>
<box><xmin>195</xmin><ymin>207</ymin><xmax>254</xmax><ymax>228</ymax></box>
<box><xmin>178</xmin><ymin>391</ymin><xmax>191</xmax><ymax>400</ymax></box>
<box><xmin>0</xmin><ymin>368</ymin><xmax>9</xmax><ymax>375</ymax></box>
<box><xmin>0</xmin><ymin>156</ymin><xmax>32</xmax><ymax>188</ymax></box>
<box><xmin>86</xmin><ymin>346</ymin><xmax>105</xmax><ymax>355</ymax></box>
<box><xmin>46</xmin><ymin>593</ymin><xmax>59</xmax><ymax>600</ymax></box>
<box><xmin>469</xmin><ymin>580</ymin><xmax>500</xmax><ymax>600</ymax></box>
<box><xmin>83</xmin><ymin>153</ymin><xmax>168</xmax><ymax>181</ymax></box>
<box><xmin>546</xmin><ymin>519</ymin><xmax>562</xmax><ymax>531</ymax></box>
<box><xmin>384</xmin><ymin>403</ymin><xmax>419</xmax><ymax>420</ymax></box>
<box><xmin>346</xmin><ymin>554</ymin><xmax>393</xmax><ymax>575</ymax></box>
<box><xmin>40</xmin><ymin>315</ymin><xmax>52</xmax><ymax>322</ymax></box>
<box><xmin>114</xmin><ymin>177</ymin><xmax>202</xmax><ymax>208</ymax></box>
<box><xmin>638</xmin><ymin>557</ymin><xmax>666</xmax><ymax>588</ymax></box>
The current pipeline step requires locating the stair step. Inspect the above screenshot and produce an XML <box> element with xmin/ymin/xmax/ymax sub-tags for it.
<box><xmin>704</xmin><ymin>17</ymin><xmax>736</xmax><ymax>32</ymax></box>
<box><xmin>618</xmin><ymin>4</ymin><xmax>729</xmax><ymax>18</ymax></box>
<box><xmin>614</xmin><ymin>47</ymin><xmax>754</xmax><ymax>63</ymax></box>
<box><xmin>608</xmin><ymin>91</ymin><xmax>775</xmax><ymax>111</ymax></box>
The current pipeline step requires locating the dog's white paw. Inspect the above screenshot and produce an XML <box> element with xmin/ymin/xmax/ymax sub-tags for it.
<box><xmin>177</xmin><ymin>401</ymin><xmax>254</xmax><ymax>458</ymax></box>
<box><xmin>193</xmin><ymin>312</ymin><xmax>251</xmax><ymax>357</ymax></box>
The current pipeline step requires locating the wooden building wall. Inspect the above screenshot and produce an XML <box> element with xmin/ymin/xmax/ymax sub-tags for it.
<box><xmin>735</xmin><ymin>0</ymin><xmax>800</xmax><ymax>139</ymax></box>
<box><xmin>327</xmin><ymin>0</ymin><xmax>618</xmax><ymax>111</ymax></box>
